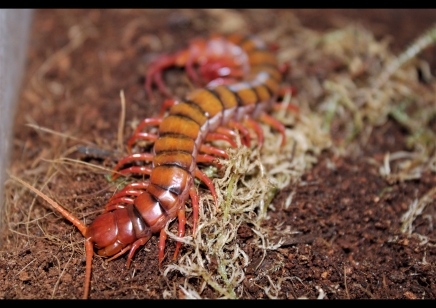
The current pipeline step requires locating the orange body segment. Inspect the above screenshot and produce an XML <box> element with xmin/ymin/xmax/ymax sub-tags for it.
<box><xmin>210</xmin><ymin>85</ymin><xmax>239</xmax><ymax>109</ymax></box>
<box><xmin>154</xmin><ymin>135</ymin><xmax>196</xmax><ymax>154</ymax></box>
<box><xmin>168</xmin><ymin>102</ymin><xmax>208</xmax><ymax>126</ymax></box>
<box><xmin>186</xmin><ymin>89</ymin><xmax>224</xmax><ymax>117</ymax></box>
<box><xmin>229</xmin><ymin>83</ymin><xmax>258</xmax><ymax>106</ymax></box>
<box><xmin>159</xmin><ymin>115</ymin><xmax>200</xmax><ymax>140</ymax></box>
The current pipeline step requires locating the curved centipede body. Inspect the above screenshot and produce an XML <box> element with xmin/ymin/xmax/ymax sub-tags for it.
<box><xmin>17</xmin><ymin>33</ymin><xmax>297</xmax><ymax>298</ymax></box>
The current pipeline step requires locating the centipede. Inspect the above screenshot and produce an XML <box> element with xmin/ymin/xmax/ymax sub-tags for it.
<box><xmin>13</xmin><ymin>33</ymin><xmax>298</xmax><ymax>298</ymax></box>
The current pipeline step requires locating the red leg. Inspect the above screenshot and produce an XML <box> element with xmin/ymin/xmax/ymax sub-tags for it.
<box><xmin>105</xmin><ymin>235</ymin><xmax>150</xmax><ymax>267</ymax></box>
<box><xmin>229</xmin><ymin>120</ymin><xmax>251</xmax><ymax>147</ymax></box>
<box><xmin>127</xmin><ymin>117</ymin><xmax>162</xmax><ymax>152</ymax></box>
<box><xmin>159</xmin><ymin>99</ymin><xmax>179</xmax><ymax>117</ymax></box>
<box><xmin>272</xmin><ymin>101</ymin><xmax>299</xmax><ymax>114</ymax></box>
<box><xmin>216</xmin><ymin>126</ymin><xmax>238</xmax><ymax>140</ymax></box>
<box><xmin>103</xmin><ymin>204</ymin><xmax>126</xmax><ymax>213</ymax></box>
<box><xmin>127</xmin><ymin>132</ymin><xmax>158</xmax><ymax>154</ymax></box>
<box><xmin>154</xmin><ymin>70</ymin><xmax>173</xmax><ymax>98</ymax></box>
<box><xmin>197</xmin><ymin>154</ymin><xmax>221</xmax><ymax>168</ymax></box>
<box><xmin>112</xmin><ymin>153</ymin><xmax>154</xmax><ymax>180</ymax></box>
<box><xmin>200</xmin><ymin>144</ymin><xmax>229</xmax><ymax>159</ymax></box>
<box><xmin>244</xmin><ymin>117</ymin><xmax>264</xmax><ymax>149</ymax></box>
<box><xmin>106</xmin><ymin>244</ymin><xmax>131</xmax><ymax>263</ymax></box>
<box><xmin>277</xmin><ymin>84</ymin><xmax>298</xmax><ymax>97</ymax></box>
<box><xmin>172</xmin><ymin>208</ymin><xmax>186</xmax><ymax>260</ymax></box>
<box><xmin>126</xmin><ymin>236</ymin><xmax>151</xmax><ymax>268</ymax></box>
<box><xmin>145</xmin><ymin>54</ymin><xmax>178</xmax><ymax>102</ymax></box>
<box><xmin>133</xmin><ymin>118</ymin><xmax>163</xmax><ymax>135</ymax></box>
<box><xmin>259</xmin><ymin>113</ymin><xmax>286</xmax><ymax>147</ymax></box>
<box><xmin>112</xmin><ymin>166</ymin><xmax>152</xmax><ymax>181</ymax></box>
<box><xmin>185</xmin><ymin>54</ymin><xmax>203</xmax><ymax>88</ymax></box>
<box><xmin>195</xmin><ymin>168</ymin><xmax>218</xmax><ymax>211</ymax></box>
<box><xmin>84</xmin><ymin>239</ymin><xmax>94</xmax><ymax>299</ymax></box>
<box><xmin>109</xmin><ymin>182</ymin><xmax>149</xmax><ymax>202</ymax></box>
<box><xmin>104</xmin><ymin>197</ymin><xmax>134</xmax><ymax>212</ymax></box>
<box><xmin>200</xmin><ymin>58</ymin><xmax>244</xmax><ymax>83</ymax></box>
<box><xmin>205</xmin><ymin>132</ymin><xmax>237</xmax><ymax>148</ymax></box>
<box><xmin>189</xmin><ymin>186</ymin><xmax>200</xmax><ymax>236</ymax></box>
<box><xmin>113</xmin><ymin>153</ymin><xmax>154</xmax><ymax>172</ymax></box>
<box><xmin>158</xmin><ymin>229</ymin><xmax>167</xmax><ymax>266</ymax></box>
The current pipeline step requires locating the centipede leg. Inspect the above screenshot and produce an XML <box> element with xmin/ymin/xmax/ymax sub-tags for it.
<box><xmin>216</xmin><ymin>126</ymin><xmax>238</xmax><ymax>140</ymax></box>
<box><xmin>153</xmin><ymin>70</ymin><xmax>173</xmax><ymax>98</ymax></box>
<box><xmin>112</xmin><ymin>166</ymin><xmax>152</xmax><ymax>181</ymax></box>
<box><xmin>200</xmin><ymin>144</ymin><xmax>229</xmax><ymax>159</ymax></box>
<box><xmin>106</xmin><ymin>245</ymin><xmax>132</xmax><ymax>263</ymax></box>
<box><xmin>113</xmin><ymin>153</ymin><xmax>154</xmax><ymax>170</ymax></box>
<box><xmin>197</xmin><ymin>154</ymin><xmax>222</xmax><ymax>168</ymax></box>
<box><xmin>172</xmin><ymin>208</ymin><xmax>186</xmax><ymax>260</ymax></box>
<box><xmin>104</xmin><ymin>198</ymin><xmax>134</xmax><ymax>212</ymax></box>
<box><xmin>205</xmin><ymin>132</ymin><xmax>237</xmax><ymax>148</ymax></box>
<box><xmin>126</xmin><ymin>236</ymin><xmax>151</xmax><ymax>268</ymax></box>
<box><xmin>158</xmin><ymin>99</ymin><xmax>179</xmax><ymax>117</ymax></box>
<box><xmin>105</xmin><ymin>183</ymin><xmax>150</xmax><ymax>212</ymax></box>
<box><xmin>133</xmin><ymin>118</ymin><xmax>163</xmax><ymax>134</ymax></box>
<box><xmin>145</xmin><ymin>54</ymin><xmax>177</xmax><ymax>101</ymax></box>
<box><xmin>185</xmin><ymin>54</ymin><xmax>203</xmax><ymax>88</ymax></box>
<box><xmin>105</xmin><ymin>236</ymin><xmax>150</xmax><ymax>267</ymax></box>
<box><xmin>104</xmin><ymin>204</ymin><xmax>125</xmax><ymax>213</ymax></box>
<box><xmin>259</xmin><ymin>113</ymin><xmax>287</xmax><ymax>147</ymax></box>
<box><xmin>272</xmin><ymin>101</ymin><xmax>299</xmax><ymax>114</ymax></box>
<box><xmin>127</xmin><ymin>132</ymin><xmax>158</xmax><ymax>154</ymax></box>
<box><xmin>127</xmin><ymin>118</ymin><xmax>162</xmax><ymax>152</ymax></box>
<box><xmin>112</xmin><ymin>153</ymin><xmax>154</xmax><ymax>180</ymax></box>
<box><xmin>195</xmin><ymin>168</ymin><xmax>219</xmax><ymax>211</ymax></box>
<box><xmin>229</xmin><ymin>120</ymin><xmax>251</xmax><ymax>147</ymax></box>
<box><xmin>200</xmin><ymin>59</ymin><xmax>244</xmax><ymax>84</ymax></box>
<box><xmin>189</xmin><ymin>186</ymin><xmax>200</xmax><ymax>236</ymax></box>
<box><xmin>109</xmin><ymin>182</ymin><xmax>150</xmax><ymax>201</ymax></box>
<box><xmin>158</xmin><ymin>229</ymin><xmax>167</xmax><ymax>266</ymax></box>
<box><xmin>84</xmin><ymin>239</ymin><xmax>94</xmax><ymax>299</ymax></box>
<box><xmin>244</xmin><ymin>117</ymin><xmax>264</xmax><ymax>148</ymax></box>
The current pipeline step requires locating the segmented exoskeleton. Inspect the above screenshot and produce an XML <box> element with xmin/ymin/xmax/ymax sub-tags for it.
<box><xmin>16</xmin><ymin>33</ymin><xmax>297</xmax><ymax>298</ymax></box>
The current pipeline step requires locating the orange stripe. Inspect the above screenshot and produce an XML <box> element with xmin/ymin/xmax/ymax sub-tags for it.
<box><xmin>210</xmin><ymin>85</ymin><xmax>238</xmax><ymax>110</ymax></box>
<box><xmin>159</xmin><ymin>115</ymin><xmax>200</xmax><ymax>140</ymax></box>
<box><xmin>185</xmin><ymin>89</ymin><xmax>224</xmax><ymax>118</ymax></box>
<box><xmin>228</xmin><ymin>83</ymin><xmax>258</xmax><ymax>106</ymax></box>
<box><xmin>169</xmin><ymin>102</ymin><xmax>208</xmax><ymax>126</ymax></box>
<box><xmin>154</xmin><ymin>135</ymin><xmax>195</xmax><ymax>154</ymax></box>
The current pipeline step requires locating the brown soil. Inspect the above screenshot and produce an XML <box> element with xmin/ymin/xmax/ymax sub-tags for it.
<box><xmin>1</xmin><ymin>9</ymin><xmax>436</xmax><ymax>299</ymax></box>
